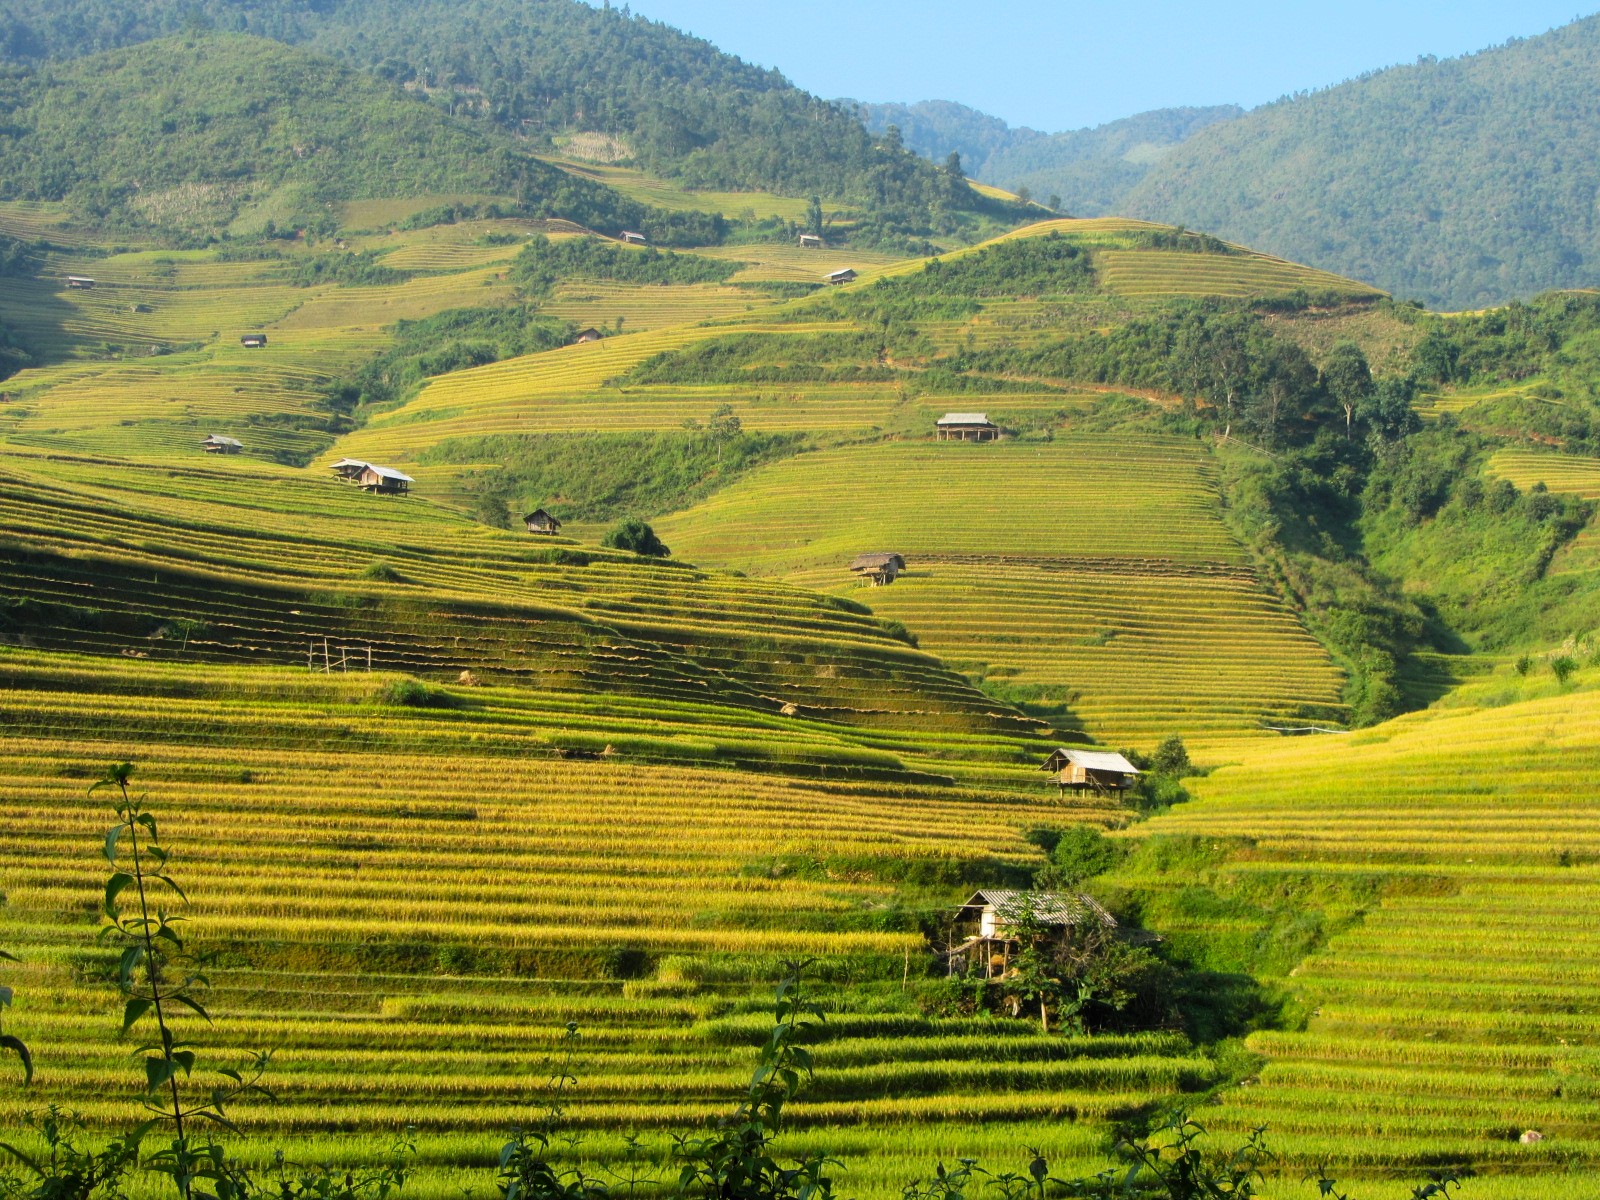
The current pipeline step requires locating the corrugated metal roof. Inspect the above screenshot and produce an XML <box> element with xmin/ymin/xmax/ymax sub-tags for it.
<box><xmin>203</xmin><ymin>435</ymin><xmax>243</xmax><ymax>447</ymax></box>
<box><xmin>330</xmin><ymin>458</ymin><xmax>369</xmax><ymax>470</ymax></box>
<box><xmin>937</xmin><ymin>412</ymin><xmax>992</xmax><ymax>425</ymax></box>
<box><xmin>364</xmin><ymin>465</ymin><xmax>414</xmax><ymax>482</ymax></box>
<box><xmin>1059</xmin><ymin>749</ymin><xmax>1139</xmax><ymax>775</ymax></box>
<box><xmin>850</xmin><ymin>552</ymin><xmax>905</xmax><ymax>570</ymax></box>
<box><xmin>962</xmin><ymin>889</ymin><xmax>1117</xmax><ymax>929</ymax></box>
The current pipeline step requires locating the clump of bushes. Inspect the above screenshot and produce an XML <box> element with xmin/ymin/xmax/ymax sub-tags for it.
<box><xmin>601</xmin><ymin>518</ymin><xmax>670</xmax><ymax>557</ymax></box>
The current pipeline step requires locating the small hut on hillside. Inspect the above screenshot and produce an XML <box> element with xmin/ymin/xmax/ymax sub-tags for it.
<box><xmin>1041</xmin><ymin>748</ymin><xmax>1140</xmax><ymax>794</ymax></box>
<box><xmin>948</xmin><ymin>889</ymin><xmax>1117</xmax><ymax>979</ymax></box>
<box><xmin>799</xmin><ymin>234</ymin><xmax>824</xmax><ymax>248</ymax></box>
<box><xmin>66</xmin><ymin>276</ymin><xmax>96</xmax><ymax>290</ymax></box>
<box><xmin>936</xmin><ymin>413</ymin><xmax>998</xmax><ymax>442</ymax></box>
<box><xmin>850</xmin><ymin>552</ymin><xmax>906</xmax><ymax>586</ymax></box>
<box><xmin>201</xmin><ymin>434</ymin><xmax>243</xmax><ymax>455</ymax></box>
<box><xmin>329</xmin><ymin>458</ymin><xmax>369</xmax><ymax>481</ymax></box>
<box><xmin>524</xmin><ymin>508</ymin><xmax>562</xmax><ymax>535</ymax></box>
<box><xmin>825</xmin><ymin>267</ymin><xmax>857</xmax><ymax>285</ymax></box>
<box><xmin>240</xmin><ymin>333</ymin><xmax>269</xmax><ymax>348</ymax></box>
<box><xmin>357</xmin><ymin>465</ymin><xmax>413</xmax><ymax>495</ymax></box>
<box><xmin>620</xmin><ymin>231</ymin><xmax>648</xmax><ymax>245</ymax></box>
<box><xmin>573</xmin><ymin>327</ymin><xmax>603</xmax><ymax>344</ymax></box>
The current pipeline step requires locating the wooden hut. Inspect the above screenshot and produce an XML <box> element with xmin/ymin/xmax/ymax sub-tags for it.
<box><xmin>240</xmin><ymin>333</ymin><xmax>269</xmax><ymax>348</ymax></box>
<box><xmin>620</xmin><ymin>231</ymin><xmax>648</xmax><ymax>245</ymax></box>
<box><xmin>523</xmin><ymin>508</ymin><xmax>562</xmax><ymax>535</ymax></box>
<box><xmin>1041</xmin><ymin>748</ymin><xmax>1141</xmax><ymax>793</ymax></box>
<box><xmin>573</xmin><ymin>327</ymin><xmax>603</xmax><ymax>344</ymax></box>
<box><xmin>825</xmin><ymin>268</ymin><xmax>857</xmax><ymax>285</ymax></box>
<box><xmin>329</xmin><ymin>458</ymin><xmax>369</xmax><ymax>481</ymax></box>
<box><xmin>66</xmin><ymin>276</ymin><xmax>97</xmax><ymax>290</ymax></box>
<box><xmin>799</xmin><ymin>234</ymin><xmax>824</xmax><ymax>248</ymax></box>
<box><xmin>849</xmin><ymin>552</ymin><xmax>906</xmax><ymax>586</ymax></box>
<box><xmin>201</xmin><ymin>434</ymin><xmax>243</xmax><ymax>455</ymax></box>
<box><xmin>948</xmin><ymin>889</ymin><xmax>1117</xmax><ymax>979</ymax></box>
<box><xmin>936</xmin><ymin>413</ymin><xmax>999</xmax><ymax>442</ymax></box>
<box><xmin>357</xmin><ymin>465</ymin><xmax>413</xmax><ymax>495</ymax></box>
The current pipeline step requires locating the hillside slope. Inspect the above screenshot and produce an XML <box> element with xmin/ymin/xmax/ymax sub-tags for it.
<box><xmin>0</xmin><ymin>33</ymin><xmax>720</xmax><ymax>241</ymax></box>
<box><xmin>0</xmin><ymin>0</ymin><xmax>1026</xmax><ymax>244</ymax></box>
<box><xmin>1123</xmin><ymin>15</ymin><xmax>1600</xmax><ymax>308</ymax></box>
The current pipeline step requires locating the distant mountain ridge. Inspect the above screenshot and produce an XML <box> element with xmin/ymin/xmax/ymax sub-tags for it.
<box><xmin>845</xmin><ymin>99</ymin><xmax>1242</xmax><ymax>215</ymax></box>
<box><xmin>1120</xmin><ymin>17</ymin><xmax>1600</xmax><ymax>308</ymax></box>
<box><xmin>0</xmin><ymin>0</ymin><xmax>1027</xmax><ymax>245</ymax></box>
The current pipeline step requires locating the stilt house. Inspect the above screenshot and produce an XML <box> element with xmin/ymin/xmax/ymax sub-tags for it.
<box><xmin>573</xmin><ymin>328</ymin><xmax>603</xmax><ymax>344</ymax></box>
<box><xmin>524</xmin><ymin>508</ymin><xmax>562</xmax><ymax>535</ymax></box>
<box><xmin>357</xmin><ymin>465</ymin><xmax>413</xmax><ymax>495</ymax></box>
<box><xmin>948</xmin><ymin>889</ymin><xmax>1117</xmax><ymax>979</ymax></box>
<box><xmin>620</xmin><ymin>231</ymin><xmax>648</xmax><ymax>245</ymax></box>
<box><xmin>936</xmin><ymin>413</ymin><xmax>999</xmax><ymax>442</ymax></box>
<box><xmin>825</xmin><ymin>268</ymin><xmax>857</xmax><ymax>285</ymax></box>
<box><xmin>799</xmin><ymin>234</ymin><xmax>824</xmax><ymax>248</ymax></box>
<box><xmin>66</xmin><ymin>276</ymin><xmax>97</xmax><ymax>290</ymax></box>
<box><xmin>329</xmin><ymin>458</ymin><xmax>369</xmax><ymax>481</ymax></box>
<box><xmin>201</xmin><ymin>434</ymin><xmax>243</xmax><ymax>454</ymax></box>
<box><xmin>850</xmin><ymin>552</ymin><xmax>906</xmax><ymax>586</ymax></box>
<box><xmin>1042</xmin><ymin>748</ymin><xmax>1140</xmax><ymax>793</ymax></box>
<box><xmin>240</xmin><ymin>333</ymin><xmax>269</xmax><ymax>348</ymax></box>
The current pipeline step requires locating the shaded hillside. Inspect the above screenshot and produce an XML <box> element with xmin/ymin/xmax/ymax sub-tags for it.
<box><xmin>0</xmin><ymin>33</ymin><xmax>721</xmax><ymax>242</ymax></box>
<box><xmin>848</xmin><ymin>100</ymin><xmax>1241</xmax><ymax>214</ymax></box>
<box><xmin>1124</xmin><ymin>15</ymin><xmax>1600</xmax><ymax>308</ymax></box>
<box><xmin>0</xmin><ymin>0</ymin><xmax>1028</xmax><ymax>244</ymax></box>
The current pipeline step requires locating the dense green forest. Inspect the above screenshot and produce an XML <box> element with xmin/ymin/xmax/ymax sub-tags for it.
<box><xmin>1121</xmin><ymin>16</ymin><xmax>1600</xmax><ymax>308</ymax></box>
<box><xmin>510</xmin><ymin>235</ymin><xmax>741</xmax><ymax>298</ymax></box>
<box><xmin>0</xmin><ymin>33</ymin><xmax>723</xmax><ymax>242</ymax></box>
<box><xmin>850</xmin><ymin>100</ymin><xmax>1242</xmax><ymax>216</ymax></box>
<box><xmin>0</xmin><ymin>0</ymin><xmax>1029</xmax><ymax>244</ymax></box>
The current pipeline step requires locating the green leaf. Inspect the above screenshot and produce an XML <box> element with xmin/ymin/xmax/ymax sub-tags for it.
<box><xmin>121</xmin><ymin>997</ymin><xmax>152</xmax><ymax>1033</ymax></box>
<box><xmin>104</xmin><ymin>871</ymin><xmax>135</xmax><ymax>918</ymax></box>
<box><xmin>0</xmin><ymin>950</ymin><xmax>20</xmax><ymax>965</ymax></box>
<box><xmin>143</xmin><ymin>1056</ymin><xmax>173</xmax><ymax>1092</ymax></box>
<box><xmin>103</xmin><ymin>823</ymin><xmax>125</xmax><ymax>863</ymax></box>
<box><xmin>156</xmin><ymin>875</ymin><xmax>190</xmax><ymax>903</ymax></box>
<box><xmin>0</xmin><ymin>1140</ymin><xmax>43</xmax><ymax>1174</ymax></box>
<box><xmin>171</xmin><ymin>993</ymin><xmax>212</xmax><ymax>1024</ymax></box>
<box><xmin>173</xmin><ymin>1049</ymin><xmax>196</xmax><ymax>1074</ymax></box>
<box><xmin>118</xmin><ymin>945</ymin><xmax>144</xmax><ymax>988</ymax></box>
<box><xmin>0</xmin><ymin>1035</ymin><xmax>32</xmax><ymax>1085</ymax></box>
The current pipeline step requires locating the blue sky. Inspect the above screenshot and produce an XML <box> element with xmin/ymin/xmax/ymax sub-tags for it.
<box><xmin>619</xmin><ymin>1</ymin><xmax>1599</xmax><ymax>130</ymax></box>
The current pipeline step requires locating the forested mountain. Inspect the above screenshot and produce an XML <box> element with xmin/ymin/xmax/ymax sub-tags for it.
<box><xmin>0</xmin><ymin>0</ymin><xmax>1025</xmax><ymax>242</ymax></box>
<box><xmin>848</xmin><ymin>100</ymin><xmax>1241</xmax><ymax>215</ymax></box>
<box><xmin>1124</xmin><ymin>16</ymin><xmax>1600</xmax><ymax>308</ymax></box>
<box><xmin>0</xmin><ymin>33</ymin><xmax>727</xmax><ymax>241</ymax></box>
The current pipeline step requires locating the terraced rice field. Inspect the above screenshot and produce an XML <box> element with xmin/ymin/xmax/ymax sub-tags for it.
<box><xmin>658</xmin><ymin>438</ymin><xmax>1346</xmax><ymax>751</ymax></box>
<box><xmin>1095</xmin><ymin>249</ymin><xmax>1382</xmax><ymax>301</ymax></box>
<box><xmin>1128</xmin><ymin>675</ymin><xmax>1600</xmax><ymax>1196</ymax></box>
<box><xmin>541</xmin><ymin>280</ymin><xmax>767</xmax><ymax>330</ymax></box>
<box><xmin>537</xmin><ymin>159</ymin><xmax>851</xmax><ymax>224</ymax></box>
<box><xmin>1488</xmin><ymin>448</ymin><xmax>1600</xmax><ymax>574</ymax></box>
<box><xmin>0</xmin><ymin>699</ymin><xmax>1178</xmax><ymax>1200</ymax></box>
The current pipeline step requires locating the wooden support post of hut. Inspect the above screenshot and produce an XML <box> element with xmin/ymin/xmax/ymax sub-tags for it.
<box><xmin>329</xmin><ymin>458</ymin><xmax>369</xmax><ymax>482</ymax></box>
<box><xmin>850</xmin><ymin>552</ymin><xmax>906</xmax><ymax>587</ymax></box>
<box><xmin>201</xmin><ymin>434</ymin><xmax>243</xmax><ymax>455</ymax></box>
<box><xmin>65</xmin><ymin>276</ymin><xmax>97</xmax><ymax>290</ymax></box>
<box><xmin>1041</xmin><ymin>748</ymin><xmax>1141</xmax><ymax>795</ymax></box>
<box><xmin>523</xmin><ymin>508</ymin><xmax>562</xmax><ymax>536</ymax></box>
<box><xmin>947</xmin><ymin>889</ymin><xmax>1118</xmax><ymax>980</ymax></box>
<box><xmin>240</xmin><ymin>333</ymin><xmax>269</xmax><ymax>348</ymax></box>
<box><xmin>936</xmin><ymin>412</ymin><xmax>999</xmax><ymax>442</ymax></box>
<box><xmin>357</xmin><ymin>464</ymin><xmax>414</xmax><ymax>495</ymax></box>
<box><xmin>825</xmin><ymin>267</ymin><xmax>857</xmax><ymax>285</ymax></box>
<box><xmin>799</xmin><ymin>234</ymin><xmax>824</xmax><ymax>248</ymax></box>
<box><xmin>620</xmin><ymin>231</ymin><xmax>648</xmax><ymax>245</ymax></box>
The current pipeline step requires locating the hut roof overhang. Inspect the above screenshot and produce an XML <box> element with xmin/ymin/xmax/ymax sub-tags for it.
<box><xmin>850</xmin><ymin>552</ymin><xmax>905</xmax><ymax>572</ymax></box>
<box><xmin>958</xmin><ymin>889</ymin><xmax>1117</xmax><ymax>930</ymax></box>
<box><xmin>937</xmin><ymin>412</ymin><xmax>994</xmax><ymax>427</ymax></box>
<box><xmin>1042</xmin><ymin>748</ymin><xmax>1140</xmax><ymax>775</ymax></box>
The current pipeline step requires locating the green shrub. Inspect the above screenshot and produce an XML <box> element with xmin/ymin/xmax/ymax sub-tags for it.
<box><xmin>375</xmin><ymin>678</ymin><xmax>454</xmax><ymax>708</ymax></box>
<box><xmin>601</xmin><ymin>518</ymin><xmax>669</xmax><ymax>558</ymax></box>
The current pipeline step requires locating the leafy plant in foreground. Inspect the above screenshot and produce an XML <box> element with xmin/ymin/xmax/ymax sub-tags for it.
<box><xmin>93</xmin><ymin>763</ymin><xmax>271</xmax><ymax>1198</ymax></box>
